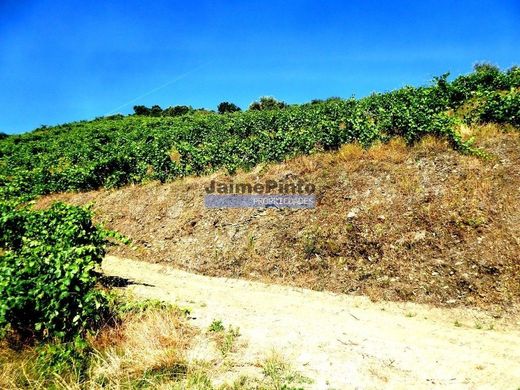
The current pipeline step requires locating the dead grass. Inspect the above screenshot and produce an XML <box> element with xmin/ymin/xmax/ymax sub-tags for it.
<box><xmin>0</xmin><ymin>304</ymin><xmax>195</xmax><ymax>389</ymax></box>
<box><xmin>88</xmin><ymin>308</ymin><xmax>194</xmax><ymax>385</ymax></box>
<box><xmin>35</xmin><ymin>126</ymin><xmax>520</xmax><ymax>312</ymax></box>
<box><xmin>0</xmin><ymin>298</ymin><xmax>306</xmax><ymax>389</ymax></box>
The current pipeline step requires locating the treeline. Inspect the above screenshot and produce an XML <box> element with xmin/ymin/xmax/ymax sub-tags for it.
<box><xmin>133</xmin><ymin>96</ymin><xmax>289</xmax><ymax>116</ymax></box>
<box><xmin>133</xmin><ymin>104</ymin><xmax>210</xmax><ymax>117</ymax></box>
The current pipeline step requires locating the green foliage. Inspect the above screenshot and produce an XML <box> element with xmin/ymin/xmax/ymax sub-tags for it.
<box><xmin>217</xmin><ymin>101</ymin><xmax>241</xmax><ymax>114</ymax></box>
<box><xmin>150</xmin><ymin>104</ymin><xmax>163</xmax><ymax>117</ymax></box>
<box><xmin>0</xmin><ymin>202</ymin><xmax>108</xmax><ymax>341</ymax></box>
<box><xmin>249</xmin><ymin>96</ymin><xmax>288</xmax><ymax>111</ymax></box>
<box><xmin>0</xmin><ymin>66</ymin><xmax>518</xmax><ymax>200</ymax></box>
<box><xmin>134</xmin><ymin>104</ymin><xmax>195</xmax><ymax>117</ymax></box>
<box><xmin>162</xmin><ymin>105</ymin><xmax>193</xmax><ymax>117</ymax></box>
<box><xmin>208</xmin><ymin>319</ymin><xmax>225</xmax><ymax>332</ymax></box>
<box><xmin>474</xmin><ymin>89</ymin><xmax>520</xmax><ymax>127</ymax></box>
<box><xmin>449</xmin><ymin>63</ymin><xmax>519</xmax><ymax>107</ymax></box>
<box><xmin>133</xmin><ymin>105</ymin><xmax>151</xmax><ymax>116</ymax></box>
<box><xmin>34</xmin><ymin>336</ymin><xmax>91</xmax><ymax>380</ymax></box>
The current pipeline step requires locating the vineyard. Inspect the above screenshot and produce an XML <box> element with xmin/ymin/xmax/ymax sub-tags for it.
<box><xmin>0</xmin><ymin>64</ymin><xmax>519</xmax><ymax>385</ymax></box>
<box><xmin>0</xmin><ymin>202</ymin><xmax>109</xmax><ymax>340</ymax></box>
<box><xmin>1</xmin><ymin>64</ymin><xmax>518</xmax><ymax>201</ymax></box>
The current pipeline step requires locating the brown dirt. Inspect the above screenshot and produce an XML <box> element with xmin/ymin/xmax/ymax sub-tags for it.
<box><xmin>36</xmin><ymin>126</ymin><xmax>520</xmax><ymax>312</ymax></box>
<box><xmin>102</xmin><ymin>255</ymin><xmax>520</xmax><ymax>390</ymax></box>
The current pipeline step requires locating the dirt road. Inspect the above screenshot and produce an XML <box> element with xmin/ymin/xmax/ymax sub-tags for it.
<box><xmin>102</xmin><ymin>256</ymin><xmax>520</xmax><ymax>389</ymax></box>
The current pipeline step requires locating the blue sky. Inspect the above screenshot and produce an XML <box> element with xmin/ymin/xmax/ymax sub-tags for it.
<box><xmin>1</xmin><ymin>1</ymin><xmax>519</xmax><ymax>134</ymax></box>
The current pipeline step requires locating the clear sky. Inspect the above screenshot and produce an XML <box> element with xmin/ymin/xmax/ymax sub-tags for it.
<box><xmin>1</xmin><ymin>0</ymin><xmax>519</xmax><ymax>134</ymax></box>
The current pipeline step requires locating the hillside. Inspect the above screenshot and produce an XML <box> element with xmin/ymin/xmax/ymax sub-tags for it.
<box><xmin>38</xmin><ymin>125</ymin><xmax>520</xmax><ymax>311</ymax></box>
<box><xmin>1</xmin><ymin>64</ymin><xmax>520</xmax><ymax>389</ymax></box>
<box><xmin>1</xmin><ymin>65</ymin><xmax>519</xmax><ymax>201</ymax></box>
<box><xmin>0</xmin><ymin>64</ymin><xmax>516</xmax><ymax>312</ymax></box>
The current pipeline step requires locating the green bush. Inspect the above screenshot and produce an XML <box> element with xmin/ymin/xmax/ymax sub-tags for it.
<box><xmin>249</xmin><ymin>96</ymin><xmax>288</xmax><ymax>110</ymax></box>
<box><xmin>449</xmin><ymin>63</ymin><xmax>515</xmax><ymax>107</ymax></box>
<box><xmin>475</xmin><ymin>89</ymin><xmax>520</xmax><ymax>127</ymax></box>
<box><xmin>0</xmin><ymin>202</ymin><xmax>108</xmax><ymax>341</ymax></box>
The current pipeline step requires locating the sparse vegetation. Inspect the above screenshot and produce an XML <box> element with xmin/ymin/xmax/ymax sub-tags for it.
<box><xmin>208</xmin><ymin>319</ymin><xmax>225</xmax><ymax>333</ymax></box>
<box><xmin>0</xmin><ymin>294</ymin><xmax>308</xmax><ymax>389</ymax></box>
<box><xmin>207</xmin><ymin>320</ymin><xmax>241</xmax><ymax>358</ymax></box>
<box><xmin>260</xmin><ymin>352</ymin><xmax>312</xmax><ymax>390</ymax></box>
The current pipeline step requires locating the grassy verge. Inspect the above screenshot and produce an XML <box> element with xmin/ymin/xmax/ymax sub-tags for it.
<box><xmin>0</xmin><ymin>295</ymin><xmax>309</xmax><ymax>389</ymax></box>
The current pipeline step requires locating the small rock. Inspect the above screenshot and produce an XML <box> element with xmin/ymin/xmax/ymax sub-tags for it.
<box><xmin>347</xmin><ymin>207</ymin><xmax>359</xmax><ymax>219</ymax></box>
<box><xmin>413</xmin><ymin>230</ymin><xmax>427</xmax><ymax>242</ymax></box>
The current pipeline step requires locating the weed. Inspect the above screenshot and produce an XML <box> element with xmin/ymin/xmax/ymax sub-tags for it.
<box><xmin>218</xmin><ymin>327</ymin><xmax>241</xmax><ymax>357</ymax></box>
<box><xmin>260</xmin><ymin>352</ymin><xmax>312</xmax><ymax>390</ymax></box>
<box><xmin>208</xmin><ymin>319</ymin><xmax>225</xmax><ymax>333</ymax></box>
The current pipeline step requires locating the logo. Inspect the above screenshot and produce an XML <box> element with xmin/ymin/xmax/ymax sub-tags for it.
<box><xmin>204</xmin><ymin>178</ymin><xmax>316</xmax><ymax>208</ymax></box>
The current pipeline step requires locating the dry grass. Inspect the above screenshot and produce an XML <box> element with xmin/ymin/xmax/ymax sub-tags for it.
<box><xmin>1</xmin><ymin>285</ymin><xmax>319</xmax><ymax>390</ymax></box>
<box><xmin>88</xmin><ymin>308</ymin><xmax>194</xmax><ymax>386</ymax></box>
<box><xmin>0</xmin><ymin>305</ymin><xmax>196</xmax><ymax>389</ymax></box>
<box><xmin>36</xmin><ymin>126</ymin><xmax>520</xmax><ymax>312</ymax></box>
<box><xmin>0</xmin><ymin>299</ymin><xmax>307</xmax><ymax>389</ymax></box>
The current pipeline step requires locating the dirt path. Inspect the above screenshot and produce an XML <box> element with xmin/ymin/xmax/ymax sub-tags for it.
<box><xmin>102</xmin><ymin>256</ymin><xmax>520</xmax><ymax>389</ymax></box>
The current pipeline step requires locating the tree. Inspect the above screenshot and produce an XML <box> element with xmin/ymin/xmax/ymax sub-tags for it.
<box><xmin>248</xmin><ymin>96</ymin><xmax>287</xmax><ymax>111</ymax></box>
<box><xmin>163</xmin><ymin>105</ymin><xmax>192</xmax><ymax>117</ymax></box>
<box><xmin>217</xmin><ymin>102</ymin><xmax>241</xmax><ymax>114</ymax></box>
<box><xmin>150</xmin><ymin>105</ymin><xmax>163</xmax><ymax>117</ymax></box>
<box><xmin>0</xmin><ymin>132</ymin><xmax>8</xmax><ymax>140</ymax></box>
<box><xmin>133</xmin><ymin>105</ymin><xmax>151</xmax><ymax>116</ymax></box>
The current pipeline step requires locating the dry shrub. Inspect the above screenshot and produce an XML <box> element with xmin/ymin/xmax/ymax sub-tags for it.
<box><xmin>337</xmin><ymin>142</ymin><xmax>364</xmax><ymax>162</ymax></box>
<box><xmin>472</xmin><ymin>123</ymin><xmax>503</xmax><ymax>138</ymax></box>
<box><xmin>290</xmin><ymin>155</ymin><xmax>319</xmax><ymax>174</ymax></box>
<box><xmin>415</xmin><ymin>135</ymin><xmax>451</xmax><ymax>154</ymax></box>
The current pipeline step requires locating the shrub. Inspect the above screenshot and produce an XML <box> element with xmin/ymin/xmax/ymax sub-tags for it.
<box><xmin>162</xmin><ymin>105</ymin><xmax>193</xmax><ymax>117</ymax></box>
<box><xmin>150</xmin><ymin>105</ymin><xmax>163</xmax><ymax>117</ymax></box>
<box><xmin>476</xmin><ymin>90</ymin><xmax>520</xmax><ymax>127</ymax></box>
<box><xmin>448</xmin><ymin>63</ymin><xmax>516</xmax><ymax>107</ymax></box>
<box><xmin>0</xmin><ymin>202</ymin><xmax>108</xmax><ymax>341</ymax></box>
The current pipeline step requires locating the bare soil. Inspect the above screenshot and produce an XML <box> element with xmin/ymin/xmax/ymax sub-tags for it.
<box><xmin>37</xmin><ymin>128</ymin><xmax>520</xmax><ymax>311</ymax></box>
<box><xmin>102</xmin><ymin>255</ymin><xmax>520</xmax><ymax>390</ymax></box>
